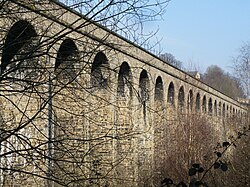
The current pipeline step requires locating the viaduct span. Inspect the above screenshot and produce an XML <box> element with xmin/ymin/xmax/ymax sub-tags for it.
<box><xmin>0</xmin><ymin>1</ymin><xmax>248</xmax><ymax>187</ymax></box>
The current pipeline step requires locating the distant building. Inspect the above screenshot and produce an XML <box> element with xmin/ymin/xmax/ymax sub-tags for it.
<box><xmin>187</xmin><ymin>71</ymin><xmax>201</xmax><ymax>80</ymax></box>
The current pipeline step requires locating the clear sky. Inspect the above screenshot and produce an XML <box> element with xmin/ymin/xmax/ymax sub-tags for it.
<box><xmin>149</xmin><ymin>0</ymin><xmax>250</xmax><ymax>73</ymax></box>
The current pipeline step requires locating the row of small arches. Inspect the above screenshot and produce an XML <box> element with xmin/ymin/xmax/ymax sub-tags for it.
<box><xmin>117</xmin><ymin>61</ymin><xmax>246</xmax><ymax>119</ymax></box>
<box><xmin>1</xmin><ymin>20</ymin><xmax>247</xmax><ymax>118</ymax></box>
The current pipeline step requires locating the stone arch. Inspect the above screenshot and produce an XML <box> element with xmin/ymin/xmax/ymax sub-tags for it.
<box><xmin>214</xmin><ymin>100</ymin><xmax>217</xmax><ymax>116</ymax></box>
<box><xmin>178</xmin><ymin>86</ymin><xmax>185</xmax><ymax>109</ymax></box>
<box><xmin>227</xmin><ymin>105</ymin><xmax>229</xmax><ymax>117</ymax></box>
<box><xmin>208</xmin><ymin>97</ymin><xmax>213</xmax><ymax>115</ymax></box>
<box><xmin>1</xmin><ymin>20</ymin><xmax>38</xmax><ymax>74</ymax></box>
<box><xmin>196</xmin><ymin>93</ymin><xmax>201</xmax><ymax>111</ymax></box>
<box><xmin>139</xmin><ymin>69</ymin><xmax>150</xmax><ymax>118</ymax></box>
<box><xmin>154</xmin><ymin>76</ymin><xmax>164</xmax><ymax>101</ymax></box>
<box><xmin>202</xmin><ymin>95</ymin><xmax>207</xmax><ymax>113</ymax></box>
<box><xmin>187</xmin><ymin>89</ymin><xmax>193</xmax><ymax>112</ymax></box>
<box><xmin>167</xmin><ymin>82</ymin><xmax>175</xmax><ymax>106</ymax></box>
<box><xmin>137</xmin><ymin>69</ymin><xmax>152</xmax><ymax>186</ymax></box>
<box><xmin>153</xmin><ymin>76</ymin><xmax>165</xmax><ymax>178</ymax></box>
<box><xmin>117</xmin><ymin>62</ymin><xmax>132</xmax><ymax>98</ymax></box>
<box><xmin>218</xmin><ymin>102</ymin><xmax>222</xmax><ymax>116</ymax></box>
<box><xmin>91</xmin><ymin>51</ymin><xmax>109</xmax><ymax>88</ymax></box>
<box><xmin>55</xmin><ymin>39</ymin><xmax>79</xmax><ymax>80</ymax></box>
<box><xmin>222</xmin><ymin>103</ymin><xmax>226</xmax><ymax>118</ymax></box>
<box><xmin>115</xmin><ymin>62</ymin><xmax>133</xmax><ymax>179</ymax></box>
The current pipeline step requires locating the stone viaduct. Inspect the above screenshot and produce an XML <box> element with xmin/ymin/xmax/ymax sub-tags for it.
<box><xmin>0</xmin><ymin>1</ymin><xmax>248</xmax><ymax>187</ymax></box>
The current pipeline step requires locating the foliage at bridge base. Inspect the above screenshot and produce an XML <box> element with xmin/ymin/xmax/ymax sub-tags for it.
<box><xmin>157</xmin><ymin>111</ymin><xmax>250</xmax><ymax>187</ymax></box>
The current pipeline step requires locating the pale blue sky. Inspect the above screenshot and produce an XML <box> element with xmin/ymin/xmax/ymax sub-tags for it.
<box><xmin>149</xmin><ymin>0</ymin><xmax>250</xmax><ymax>73</ymax></box>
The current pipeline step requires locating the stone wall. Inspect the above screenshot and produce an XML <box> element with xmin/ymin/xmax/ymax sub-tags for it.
<box><xmin>0</xmin><ymin>1</ymin><xmax>248</xmax><ymax>187</ymax></box>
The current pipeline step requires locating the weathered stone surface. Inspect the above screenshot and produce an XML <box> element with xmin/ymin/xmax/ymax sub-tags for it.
<box><xmin>0</xmin><ymin>1</ymin><xmax>248</xmax><ymax>187</ymax></box>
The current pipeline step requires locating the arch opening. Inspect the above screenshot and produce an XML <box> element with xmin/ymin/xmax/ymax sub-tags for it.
<box><xmin>139</xmin><ymin>70</ymin><xmax>150</xmax><ymax>103</ymax></box>
<box><xmin>196</xmin><ymin>93</ymin><xmax>201</xmax><ymax>111</ymax></box>
<box><xmin>91</xmin><ymin>52</ymin><xmax>109</xmax><ymax>88</ymax></box>
<box><xmin>167</xmin><ymin>82</ymin><xmax>175</xmax><ymax>106</ymax></box>
<box><xmin>208</xmin><ymin>98</ymin><xmax>213</xmax><ymax>115</ymax></box>
<box><xmin>202</xmin><ymin>95</ymin><xmax>207</xmax><ymax>113</ymax></box>
<box><xmin>227</xmin><ymin>105</ymin><xmax>229</xmax><ymax>117</ymax></box>
<box><xmin>117</xmin><ymin>62</ymin><xmax>132</xmax><ymax>98</ymax></box>
<box><xmin>154</xmin><ymin>76</ymin><xmax>163</xmax><ymax>101</ymax></box>
<box><xmin>187</xmin><ymin>90</ymin><xmax>193</xmax><ymax>111</ymax></box>
<box><xmin>1</xmin><ymin>20</ymin><xmax>38</xmax><ymax>74</ymax></box>
<box><xmin>222</xmin><ymin>103</ymin><xmax>226</xmax><ymax>118</ymax></box>
<box><xmin>178</xmin><ymin>86</ymin><xmax>185</xmax><ymax>110</ymax></box>
<box><xmin>214</xmin><ymin>100</ymin><xmax>217</xmax><ymax>116</ymax></box>
<box><xmin>139</xmin><ymin>70</ymin><xmax>150</xmax><ymax>120</ymax></box>
<box><xmin>55</xmin><ymin>39</ymin><xmax>79</xmax><ymax>81</ymax></box>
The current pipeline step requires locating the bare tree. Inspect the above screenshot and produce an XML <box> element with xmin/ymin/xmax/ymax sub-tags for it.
<box><xmin>203</xmin><ymin>65</ymin><xmax>245</xmax><ymax>99</ymax></box>
<box><xmin>233</xmin><ymin>42</ymin><xmax>250</xmax><ymax>98</ymax></box>
<box><xmin>1</xmin><ymin>1</ymin><xmax>248</xmax><ymax>187</ymax></box>
<box><xmin>154</xmin><ymin>113</ymin><xmax>216</xmax><ymax>186</ymax></box>
<box><xmin>159</xmin><ymin>53</ymin><xmax>183</xmax><ymax>69</ymax></box>
<box><xmin>155</xmin><ymin>108</ymin><xmax>250</xmax><ymax>187</ymax></box>
<box><xmin>0</xmin><ymin>0</ymin><xmax>169</xmax><ymax>186</ymax></box>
